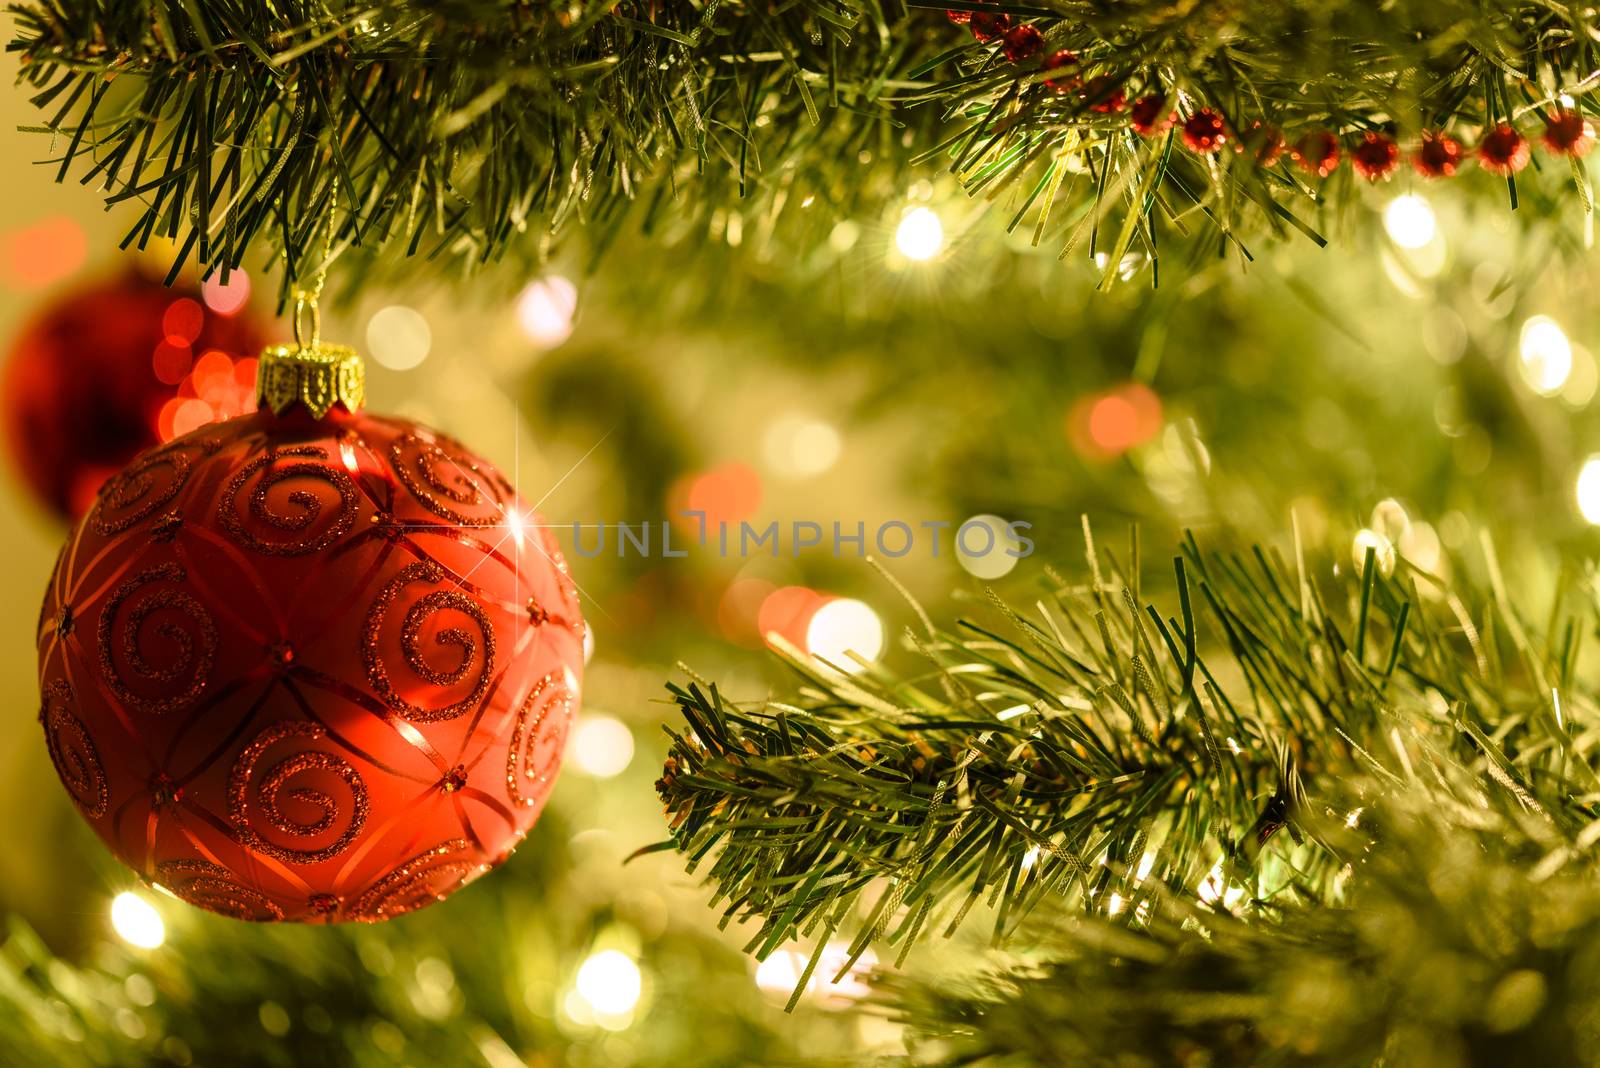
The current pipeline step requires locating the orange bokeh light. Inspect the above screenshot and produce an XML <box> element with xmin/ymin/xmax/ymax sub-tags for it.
<box><xmin>1</xmin><ymin>216</ymin><xmax>87</xmax><ymax>291</ymax></box>
<box><xmin>757</xmin><ymin>585</ymin><xmax>828</xmax><ymax>649</ymax></box>
<box><xmin>1069</xmin><ymin>382</ymin><xmax>1163</xmax><ymax>459</ymax></box>
<box><xmin>719</xmin><ymin>578</ymin><xmax>777</xmax><ymax>646</ymax></box>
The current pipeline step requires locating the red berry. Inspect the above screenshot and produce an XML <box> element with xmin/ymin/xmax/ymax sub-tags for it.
<box><xmin>969</xmin><ymin>11</ymin><xmax>1010</xmax><ymax>42</ymax></box>
<box><xmin>1001</xmin><ymin>24</ymin><xmax>1042</xmax><ymax>62</ymax></box>
<box><xmin>1236</xmin><ymin>121</ymin><xmax>1283</xmax><ymax>166</ymax></box>
<box><xmin>1129</xmin><ymin>95</ymin><xmax>1175</xmax><ymax>136</ymax></box>
<box><xmin>1351</xmin><ymin>131</ymin><xmax>1400</xmax><ymax>181</ymax></box>
<box><xmin>1292</xmin><ymin>130</ymin><xmax>1341</xmax><ymax>178</ymax></box>
<box><xmin>946</xmin><ymin>8</ymin><xmax>972</xmax><ymax>24</ymax></box>
<box><xmin>1182</xmin><ymin>109</ymin><xmax>1228</xmax><ymax>153</ymax></box>
<box><xmin>1041</xmin><ymin>50</ymin><xmax>1081</xmax><ymax>94</ymax></box>
<box><xmin>1412</xmin><ymin>131</ymin><xmax>1464</xmax><ymax>178</ymax></box>
<box><xmin>1542</xmin><ymin>110</ymin><xmax>1594</xmax><ymax>157</ymax></box>
<box><xmin>1478</xmin><ymin>124</ymin><xmax>1529</xmax><ymax>176</ymax></box>
<box><xmin>1082</xmin><ymin>76</ymin><xmax>1126</xmax><ymax>113</ymax></box>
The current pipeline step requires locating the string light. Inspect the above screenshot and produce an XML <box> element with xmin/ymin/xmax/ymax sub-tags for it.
<box><xmin>956</xmin><ymin>514</ymin><xmax>1023</xmax><ymax>580</ymax></box>
<box><xmin>110</xmin><ymin>892</ymin><xmax>165</xmax><ymax>948</ymax></box>
<box><xmin>894</xmin><ymin>207</ymin><xmax>944</xmax><ymax>261</ymax></box>
<box><xmin>1519</xmin><ymin>315</ymin><xmax>1573</xmax><ymax>396</ymax></box>
<box><xmin>1383</xmin><ymin>194</ymin><xmax>1436</xmax><ymax>249</ymax></box>
<box><xmin>762</xmin><ymin>413</ymin><xmax>842</xmax><ymax>478</ymax></box>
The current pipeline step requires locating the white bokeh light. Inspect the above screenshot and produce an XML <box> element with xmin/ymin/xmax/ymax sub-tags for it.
<box><xmin>569</xmin><ymin>715</ymin><xmax>634</xmax><ymax>778</ymax></box>
<box><xmin>111</xmin><ymin>892</ymin><xmax>165</xmax><ymax>949</ymax></box>
<box><xmin>894</xmin><ymin>207</ymin><xmax>944</xmax><ymax>261</ymax></box>
<box><xmin>956</xmin><ymin>514</ymin><xmax>1023</xmax><ymax>580</ymax></box>
<box><xmin>754</xmin><ymin>943</ymin><xmax>878</xmax><ymax>1006</ymax></box>
<box><xmin>1520</xmin><ymin>315</ymin><xmax>1573</xmax><ymax>396</ymax></box>
<box><xmin>516</xmin><ymin>276</ymin><xmax>578</xmax><ymax>348</ymax></box>
<box><xmin>1577</xmin><ymin>456</ymin><xmax>1600</xmax><ymax>524</ymax></box>
<box><xmin>366</xmin><ymin>305</ymin><xmax>432</xmax><ymax>371</ymax></box>
<box><xmin>805</xmin><ymin>599</ymin><xmax>884</xmax><ymax>673</ymax></box>
<box><xmin>575</xmin><ymin>950</ymin><xmax>642</xmax><ymax>1016</ymax></box>
<box><xmin>1383</xmin><ymin>194</ymin><xmax>1436</xmax><ymax>250</ymax></box>
<box><xmin>762</xmin><ymin>413</ymin><xmax>842</xmax><ymax>479</ymax></box>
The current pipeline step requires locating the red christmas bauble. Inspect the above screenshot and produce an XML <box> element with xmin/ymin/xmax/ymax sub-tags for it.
<box><xmin>969</xmin><ymin>11</ymin><xmax>1010</xmax><ymax>42</ymax></box>
<box><xmin>1478</xmin><ymin>124</ymin><xmax>1529</xmax><ymax>176</ymax></box>
<box><xmin>36</xmin><ymin>345</ymin><xmax>584</xmax><ymax>923</ymax></box>
<box><xmin>2</xmin><ymin>268</ymin><xmax>268</xmax><ymax>520</ymax></box>
<box><xmin>1292</xmin><ymin>130</ymin><xmax>1341</xmax><ymax>177</ymax></box>
<box><xmin>1542</xmin><ymin>111</ymin><xmax>1593</xmax><ymax>157</ymax></box>
<box><xmin>1413</xmin><ymin>131</ymin><xmax>1464</xmax><ymax>178</ymax></box>
<box><xmin>1000</xmin><ymin>24</ymin><xmax>1042</xmax><ymax>62</ymax></box>
<box><xmin>1236</xmin><ymin>122</ymin><xmax>1284</xmax><ymax>166</ymax></box>
<box><xmin>1182</xmin><ymin>109</ymin><xmax>1228</xmax><ymax>153</ymax></box>
<box><xmin>1351</xmin><ymin>131</ymin><xmax>1400</xmax><ymax>181</ymax></box>
<box><xmin>945</xmin><ymin>8</ymin><xmax>972</xmax><ymax>24</ymax></box>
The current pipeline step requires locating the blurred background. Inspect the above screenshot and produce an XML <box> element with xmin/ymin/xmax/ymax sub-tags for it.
<box><xmin>3</xmin><ymin>23</ymin><xmax>1600</xmax><ymax>1067</ymax></box>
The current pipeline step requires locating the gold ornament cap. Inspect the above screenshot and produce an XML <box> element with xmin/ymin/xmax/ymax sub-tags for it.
<box><xmin>256</xmin><ymin>343</ymin><xmax>366</xmax><ymax>419</ymax></box>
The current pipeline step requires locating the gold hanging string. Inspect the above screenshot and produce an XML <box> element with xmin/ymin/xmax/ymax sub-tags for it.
<box><xmin>291</xmin><ymin>176</ymin><xmax>339</xmax><ymax>351</ymax></box>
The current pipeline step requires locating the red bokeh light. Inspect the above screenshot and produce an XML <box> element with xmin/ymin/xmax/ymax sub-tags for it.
<box><xmin>757</xmin><ymin>586</ymin><xmax>829</xmax><ymax>650</ymax></box>
<box><xmin>1068</xmin><ymin>382</ymin><xmax>1163</xmax><ymax>459</ymax></box>
<box><xmin>719</xmin><ymin>578</ymin><xmax>777</xmax><ymax>646</ymax></box>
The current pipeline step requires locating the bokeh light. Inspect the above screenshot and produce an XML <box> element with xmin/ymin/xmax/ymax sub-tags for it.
<box><xmin>516</xmin><ymin>276</ymin><xmax>579</xmax><ymax>348</ymax></box>
<box><xmin>754</xmin><ymin>943</ymin><xmax>878</xmax><ymax>1006</ymax></box>
<box><xmin>110</xmin><ymin>892</ymin><xmax>165</xmax><ymax>949</ymax></box>
<box><xmin>894</xmin><ymin>207</ymin><xmax>944</xmax><ymax>261</ymax></box>
<box><xmin>804</xmin><ymin>598</ymin><xmax>884</xmax><ymax>672</ymax></box>
<box><xmin>1</xmin><ymin>216</ymin><xmax>86</xmax><ymax>291</ymax></box>
<box><xmin>1383</xmin><ymin>194</ymin><xmax>1437</xmax><ymax>250</ymax></box>
<box><xmin>201</xmin><ymin>269</ymin><xmax>251</xmax><ymax>315</ymax></box>
<box><xmin>1071</xmin><ymin>382</ymin><xmax>1163</xmax><ymax>458</ymax></box>
<box><xmin>1577</xmin><ymin>456</ymin><xmax>1600</xmax><ymax>525</ymax></box>
<box><xmin>758</xmin><ymin>585</ymin><xmax>827</xmax><ymax>650</ymax></box>
<box><xmin>762</xmin><ymin>413</ymin><xmax>842</xmax><ymax>479</ymax></box>
<box><xmin>367</xmin><ymin>305</ymin><xmax>432</xmax><ymax>371</ymax></box>
<box><xmin>1519</xmin><ymin>315</ymin><xmax>1573</xmax><ymax>396</ymax></box>
<box><xmin>1351</xmin><ymin>528</ymin><xmax>1397</xmax><ymax>577</ymax></box>
<box><xmin>569</xmin><ymin>715</ymin><xmax>635</xmax><ymax>779</ymax></box>
<box><xmin>574</xmin><ymin>950</ymin><xmax>642</xmax><ymax>1016</ymax></box>
<box><xmin>956</xmin><ymin>514</ymin><xmax>1023</xmax><ymax>580</ymax></box>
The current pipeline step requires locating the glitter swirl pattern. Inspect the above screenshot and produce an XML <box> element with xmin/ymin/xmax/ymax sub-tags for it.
<box><xmin>362</xmin><ymin>561</ymin><xmax>496</xmax><ymax>722</ymax></box>
<box><xmin>40</xmin><ymin>681</ymin><xmax>108</xmax><ymax>818</ymax></box>
<box><xmin>156</xmin><ymin>859</ymin><xmax>286</xmax><ymax>922</ymax></box>
<box><xmin>219</xmin><ymin>446</ymin><xmax>360</xmax><ymax>555</ymax></box>
<box><xmin>228</xmin><ymin>721</ymin><xmax>370</xmax><ymax>865</ymax></box>
<box><xmin>388</xmin><ymin>429</ymin><xmax>510</xmax><ymax>526</ymax></box>
<box><xmin>89</xmin><ymin>437</ymin><xmax>220</xmax><ymax>537</ymax></box>
<box><xmin>508</xmin><ymin>671</ymin><xmax>575</xmax><ymax>808</ymax></box>
<box><xmin>96</xmin><ymin>562</ymin><xmax>218</xmax><ymax>715</ymax></box>
<box><xmin>347</xmin><ymin>839</ymin><xmax>480</xmax><ymax>922</ymax></box>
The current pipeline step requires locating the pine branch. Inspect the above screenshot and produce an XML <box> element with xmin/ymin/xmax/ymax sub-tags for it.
<box><xmin>655</xmin><ymin>527</ymin><xmax>1600</xmax><ymax>991</ymax></box>
<box><xmin>10</xmin><ymin>2</ymin><xmax>1600</xmax><ymax>300</ymax></box>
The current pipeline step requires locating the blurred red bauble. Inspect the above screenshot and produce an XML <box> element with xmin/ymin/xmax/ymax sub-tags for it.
<box><xmin>1082</xmin><ymin>76</ymin><xmax>1126</xmax><ymax>114</ymax></box>
<box><xmin>1042</xmin><ymin>50</ymin><xmax>1081</xmax><ymax>94</ymax></box>
<box><xmin>969</xmin><ymin>11</ymin><xmax>1010</xmax><ymax>42</ymax></box>
<box><xmin>1478</xmin><ymin>124</ymin><xmax>1529</xmax><ymax>176</ymax></box>
<box><xmin>1413</xmin><ymin>131</ymin><xmax>1464</xmax><ymax>178</ymax></box>
<box><xmin>1236</xmin><ymin>122</ymin><xmax>1284</xmax><ymax>165</ymax></box>
<box><xmin>1351</xmin><ymin>131</ymin><xmax>1400</xmax><ymax>181</ymax></box>
<box><xmin>1000</xmin><ymin>24</ymin><xmax>1042</xmax><ymax>62</ymax></box>
<box><xmin>1542</xmin><ymin>111</ymin><xmax>1593</xmax><ymax>157</ymax></box>
<box><xmin>36</xmin><ymin>345</ymin><xmax>584</xmax><ymax>923</ymax></box>
<box><xmin>945</xmin><ymin>7</ymin><xmax>972</xmax><ymax>24</ymax></box>
<box><xmin>1182</xmin><ymin>109</ymin><xmax>1228</xmax><ymax>153</ymax></box>
<box><xmin>1291</xmin><ymin>130</ymin><xmax>1341</xmax><ymax>177</ymax></box>
<box><xmin>1130</xmin><ymin>95</ymin><xmax>1176</xmax><ymax>136</ymax></box>
<box><xmin>2</xmin><ymin>268</ymin><xmax>268</xmax><ymax>520</ymax></box>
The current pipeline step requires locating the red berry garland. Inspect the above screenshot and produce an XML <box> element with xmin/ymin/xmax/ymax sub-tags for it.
<box><xmin>1001</xmin><ymin>24</ymin><xmax>1042</xmax><ymax>62</ymax></box>
<box><xmin>1237</xmin><ymin>122</ymin><xmax>1284</xmax><ymax>165</ymax></box>
<box><xmin>1478</xmin><ymin>124</ymin><xmax>1530</xmax><ymax>176</ymax></box>
<box><xmin>1351</xmin><ymin>131</ymin><xmax>1400</xmax><ymax>181</ymax></box>
<box><xmin>1042</xmin><ymin>50</ymin><xmax>1081</xmax><ymax>94</ymax></box>
<box><xmin>1543</xmin><ymin>110</ymin><xmax>1594</xmax><ymax>157</ymax></box>
<box><xmin>36</xmin><ymin>344</ymin><xmax>584</xmax><ymax>923</ymax></box>
<box><xmin>1083</xmin><ymin>76</ymin><xmax>1126</xmax><ymax>113</ymax></box>
<box><xmin>1291</xmin><ymin>131</ymin><xmax>1340</xmax><ymax>177</ymax></box>
<box><xmin>1413</xmin><ymin>131</ymin><xmax>1464</xmax><ymax>178</ymax></box>
<box><xmin>1130</xmin><ymin>95</ymin><xmax>1176</xmax><ymax>136</ymax></box>
<box><xmin>969</xmin><ymin>11</ymin><xmax>1010</xmax><ymax>42</ymax></box>
<box><xmin>1182</xmin><ymin>109</ymin><xmax>1228</xmax><ymax>153</ymax></box>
